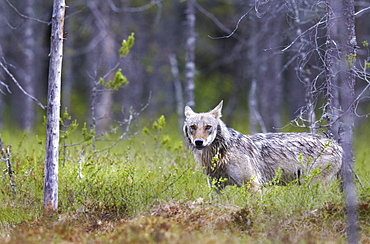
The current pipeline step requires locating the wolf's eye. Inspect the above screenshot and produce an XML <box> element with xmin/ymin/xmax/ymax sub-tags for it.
<box><xmin>205</xmin><ymin>125</ymin><xmax>212</xmax><ymax>130</ymax></box>
<box><xmin>190</xmin><ymin>125</ymin><xmax>197</xmax><ymax>130</ymax></box>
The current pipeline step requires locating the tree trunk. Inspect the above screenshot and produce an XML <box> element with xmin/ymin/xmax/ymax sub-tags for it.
<box><xmin>169</xmin><ymin>53</ymin><xmax>184</xmax><ymax>132</ymax></box>
<box><xmin>248</xmin><ymin>79</ymin><xmax>266</xmax><ymax>134</ymax></box>
<box><xmin>185</xmin><ymin>0</ymin><xmax>196</xmax><ymax>108</ymax></box>
<box><xmin>326</xmin><ymin>0</ymin><xmax>358</xmax><ymax>243</ymax></box>
<box><xmin>325</xmin><ymin>2</ymin><xmax>341</xmax><ymax>139</ymax></box>
<box><xmin>44</xmin><ymin>0</ymin><xmax>66</xmax><ymax>212</ymax></box>
<box><xmin>248</xmin><ymin>4</ymin><xmax>283</xmax><ymax>132</ymax></box>
<box><xmin>21</xmin><ymin>0</ymin><xmax>36</xmax><ymax>130</ymax></box>
<box><xmin>291</xmin><ymin>0</ymin><xmax>316</xmax><ymax>133</ymax></box>
<box><xmin>339</xmin><ymin>1</ymin><xmax>358</xmax><ymax>243</ymax></box>
<box><xmin>87</xmin><ymin>0</ymin><xmax>116</xmax><ymax>135</ymax></box>
<box><xmin>0</xmin><ymin>0</ymin><xmax>5</xmax><ymax>129</ymax></box>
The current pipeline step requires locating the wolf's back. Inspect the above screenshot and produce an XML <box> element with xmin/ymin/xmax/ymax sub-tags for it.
<box><xmin>240</xmin><ymin>132</ymin><xmax>343</xmax><ymax>185</ymax></box>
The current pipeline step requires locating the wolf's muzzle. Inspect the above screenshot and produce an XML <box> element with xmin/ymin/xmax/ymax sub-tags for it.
<box><xmin>194</xmin><ymin>139</ymin><xmax>205</xmax><ymax>150</ymax></box>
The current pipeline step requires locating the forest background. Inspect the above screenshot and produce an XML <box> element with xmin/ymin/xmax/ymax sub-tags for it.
<box><xmin>1</xmin><ymin>0</ymin><xmax>370</xmax><ymax>243</ymax></box>
<box><xmin>1</xmin><ymin>0</ymin><xmax>368</xmax><ymax>133</ymax></box>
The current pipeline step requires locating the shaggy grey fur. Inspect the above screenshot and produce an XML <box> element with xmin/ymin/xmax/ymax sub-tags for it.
<box><xmin>183</xmin><ymin>101</ymin><xmax>343</xmax><ymax>192</ymax></box>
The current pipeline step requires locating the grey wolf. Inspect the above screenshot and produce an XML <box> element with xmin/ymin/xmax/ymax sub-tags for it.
<box><xmin>183</xmin><ymin>101</ymin><xmax>343</xmax><ymax>192</ymax></box>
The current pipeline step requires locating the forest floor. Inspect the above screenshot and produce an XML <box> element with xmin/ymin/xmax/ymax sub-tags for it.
<box><xmin>0</xmin><ymin>118</ymin><xmax>370</xmax><ymax>243</ymax></box>
<box><xmin>2</xmin><ymin>196</ymin><xmax>370</xmax><ymax>244</ymax></box>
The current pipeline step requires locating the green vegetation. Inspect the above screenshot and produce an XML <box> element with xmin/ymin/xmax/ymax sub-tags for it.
<box><xmin>0</xmin><ymin>117</ymin><xmax>369</xmax><ymax>243</ymax></box>
<box><xmin>119</xmin><ymin>32</ymin><xmax>135</xmax><ymax>58</ymax></box>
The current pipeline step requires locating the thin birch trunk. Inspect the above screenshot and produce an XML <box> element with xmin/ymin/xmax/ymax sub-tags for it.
<box><xmin>0</xmin><ymin>139</ymin><xmax>16</xmax><ymax>198</ymax></box>
<box><xmin>44</xmin><ymin>0</ymin><xmax>66</xmax><ymax>212</ymax></box>
<box><xmin>185</xmin><ymin>0</ymin><xmax>196</xmax><ymax>108</ymax></box>
<box><xmin>339</xmin><ymin>1</ymin><xmax>358</xmax><ymax>242</ymax></box>
<box><xmin>22</xmin><ymin>0</ymin><xmax>36</xmax><ymax>130</ymax></box>
<box><xmin>248</xmin><ymin>4</ymin><xmax>283</xmax><ymax>132</ymax></box>
<box><xmin>325</xmin><ymin>2</ymin><xmax>341</xmax><ymax>139</ymax></box>
<box><xmin>291</xmin><ymin>0</ymin><xmax>316</xmax><ymax>133</ymax></box>
<box><xmin>169</xmin><ymin>53</ymin><xmax>184</xmax><ymax>133</ymax></box>
<box><xmin>249</xmin><ymin>79</ymin><xmax>266</xmax><ymax>134</ymax></box>
<box><xmin>326</xmin><ymin>0</ymin><xmax>358</xmax><ymax>242</ymax></box>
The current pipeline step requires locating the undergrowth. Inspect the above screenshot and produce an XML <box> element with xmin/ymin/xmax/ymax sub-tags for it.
<box><xmin>0</xmin><ymin>116</ymin><xmax>369</xmax><ymax>243</ymax></box>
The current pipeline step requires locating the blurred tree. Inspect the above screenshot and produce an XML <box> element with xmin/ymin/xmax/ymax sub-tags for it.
<box><xmin>325</xmin><ymin>0</ymin><xmax>358</xmax><ymax>242</ymax></box>
<box><xmin>248</xmin><ymin>1</ymin><xmax>285</xmax><ymax>133</ymax></box>
<box><xmin>284</xmin><ymin>0</ymin><xmax>327</xmax><ymax>133</ymax></box>
<box><xmin>0</xmin><ymin>0</ymin><xmax>369</xmax><ymax>137</ymax></box>
<box><xmin>0</xmin><ymin>0</ymin><xmax>6</xmax><ymax>128</ymax></box>
<box><xmin>21</xmin><ymin>0</ymin><xmax>36</xmax><ymax>130</ymax></box>
<box><xmin>87</xmin><ymin>0</ymin><xmax>117</xmax><ymax>134</ymax></box>
<box><xmin>185</xmin><ymin>0</ymin><xmax>196</xmax><ymax>109</ymax></box>
<box><xmin>0</xmin><ymin>0</ymin><xmax>49</xmax><ymax>130</ymax></box>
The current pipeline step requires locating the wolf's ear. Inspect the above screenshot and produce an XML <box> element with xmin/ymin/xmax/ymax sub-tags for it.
<box><xmin>185</xmin><ymin>106</ymin><xmax>195</xmax><ymax>118</ymax></box>
<box><xmin>210</xmin><ymin>100</ymin><xmax>223</xmax><ymax>118</ymax></box>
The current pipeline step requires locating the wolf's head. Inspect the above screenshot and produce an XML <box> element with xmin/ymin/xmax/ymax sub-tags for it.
<box><xmin>183</xmin><ymin>101</ymin><xmax>223</xmax><ymax>150</ymax></box>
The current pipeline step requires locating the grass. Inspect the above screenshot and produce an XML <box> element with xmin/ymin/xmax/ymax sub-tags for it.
<box><xmin>0</xmin><ymin>116</ymin><xmax>369</xmax><ymax>243</ymax></box>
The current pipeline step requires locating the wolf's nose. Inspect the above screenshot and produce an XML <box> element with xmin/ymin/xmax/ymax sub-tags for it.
<box><xmin>195</xmin><ymin>139</ymin><xmax>204</xmax><ymax>146</ymax></box>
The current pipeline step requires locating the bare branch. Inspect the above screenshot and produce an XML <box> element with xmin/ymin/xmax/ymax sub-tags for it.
<box><xmin>281</xmin><ymin>17</ymin><xmax>327</xmax><ymax>53</ymax></box>
<box><xmin>0</xmin><ymin>79</ymin><xmax>11</xmax><ymax>95</ymax></box>
<box><xmin>355</xmin><ymin>6</ymin><xmax>370</xmax><ymax>17</ymax></box>
<box><xmin>0</xmin><ymin>60</ymin><xmax>45</xmax><ymax>109</ymax></box>
<box><xmin>108</xmin><ymin>0</ymin><xmax>162</xmax><ymax>13</ymax></box>
<box><xmin>0</xmin><ymin>140</ymin><xmax>16</xmax><ymax>198</ymax></box>
<box><xmin>5</xmin><ymin>0</ymin><xmax>50</xmax><ymax>24</ymax></box>
<box><xmin>355</xmin><ymin>96</ymin><xmax>370</xmax><ymax>118</ymax></box>
<box><xmin>194</xmin><ymin>2</ymin><xmax>231</xmax><ymax>35</ymax></box>
<box><xmin>92</xmin><ymin>95</ymin><xmax>151</xmax><ymax>153</ymax></box>
<box><xmin>194</xmin><ymin>2</ymin><xmax>246</xmax><ymax>44</ymax></box>
<box><xmin>208</xmin><ymin>7</ymin><xmax>253</xmax><ymax>40</ymax></box>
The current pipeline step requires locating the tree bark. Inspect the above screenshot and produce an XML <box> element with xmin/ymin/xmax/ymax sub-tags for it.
<box><xmin>185</xmin><ymin>0</ymin><xmax>196</xmax><ymax>108</ymax></box>
<box><xmin>169</xmin><ymin>53</ymin><xmax>184</xmax><ymax>132</ymax></box>
<box><xmin>325</xmin><ymin>1</ymin><xmax>341</xmax><ymax>139</ymax></box>
<box><xmin>326</xmin><ymin>0</ymin><xmax>358</xmax><ymax>243</ymax></box>
<box><xmin>291</xmin><ymin>0</ymin><xmax>316</xmax><ymax>133</ymax></box>
<box><xmin>248</xmin><ymin>3</ymin><xmax>283</xmax><ymax>132</ymax></box>
<box><xmin>0</xmin><ymin>0</ymin><xmax>5</xmax><ymax>129</ymax></box>
<box><xmin>87</xmin><ymin>0</ymin><xmax>116</xmax><ymax>135</ymax></box>
<box><xmin>21</xmin><ymin>0</ymin><xmax>36</xmax><ymax>130</ymax></box>
<box><xmin>44</xmin><ymin>0</ymin><xmax>65</xmax><ymax>212</ymax></box>
<box><xmin>249</xmin><ymin>79</ymin><xmax>266</xmax><ymax>134</ymax></box>
<box><xmin>339</xmin><ymin>1</ymin><xmax>358</xmax><ymax>243</ymax></box>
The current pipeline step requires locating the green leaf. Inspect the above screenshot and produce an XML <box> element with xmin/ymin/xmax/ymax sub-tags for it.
<box><xmin>82</xmin><ymin>122</ymin><xmax>95</xmax><ymax>141</ymax></box>
<box><xmin>142</xmin><ymin>127</ymin><xmax>151</xmax><ymax>135</ymax></box>
<box><xmin>346</xmin><ymin>54</ymin><xmax>356</xmax><ymax>68</ymax></box>
<box><xmin>161</xmin><ymin>135</ymin><xmax>170</xmax><ymax>145</ymax></box>
<box><xmin>152</xmin><ymin>115</ymin><xmax>166</xmax><ymax>130</ymax></box>
<box><xmin>99</xmin><ymin>77</ymin><xmax>105</xmax><ymax>86</ymax></box>
<box><xmin>62</xmin><ymin>107</ymin><xmax>71</xmax><ymax>120</ymax></box>
<box><xmin>119</xmin><ymin>33</ymin><xmax>135</xmax><ymax>58</ymax></box>
<box><xmin>105</xmin><ymin>69</ymin><xmax>129</xmax><ymax>90</ymax></box>
<box><xmin>158</xmin><ymin>115</ymin><xmax>166</xmax><ymax>127</ymax></box>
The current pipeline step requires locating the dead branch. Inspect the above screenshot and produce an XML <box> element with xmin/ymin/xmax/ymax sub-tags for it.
<box><xmin>4</xmin><ymin>0</ymin><xmax>50</xmax><ymax>24</ymax></box>
<box><xmin>0</xmin><ymin>138</ymin><xmax>16</xmax><ymax>198</ymax></box>
<box><xmin>355</xmin><ymin>6</ymin><xmax>370</xmax><ymax>17</ymax></box>
<box><xmin>108</xmin><ymin>0</ymin><xmax>162</xmax><ymax>13</ymax></box>
<box><xmin>208</xmin><ymin>7</ymin><xmax>253</xmax><ymax>40</ymax></box>
<box><xmin>0</xmin><ymin>59</ymin><xmax>45</xmax><ymax>109</ymax></box>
